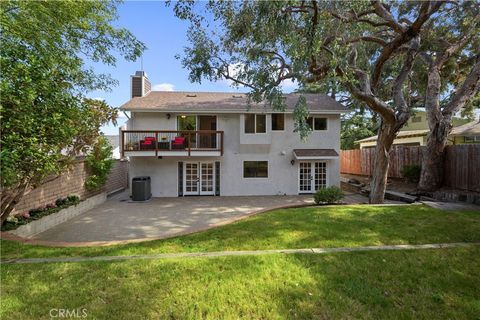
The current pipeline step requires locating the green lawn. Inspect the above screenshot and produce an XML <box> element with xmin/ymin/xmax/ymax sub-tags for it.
<box><xmin>1</xmin><ymin>204</ymin><xmax>479</xmax><ymax>260</ymax></box>
<box><xmin>1</xmin><ymin>248</ymin><xmax>479</xmax><ymax>319</ymax></box>
<box><xmin>1</xmin><ymin>204</ymin><xmax>479</xmax><ymax>319</ymax></box>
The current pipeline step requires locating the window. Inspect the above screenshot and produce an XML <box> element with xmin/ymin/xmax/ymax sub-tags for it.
<box><xmin>307</xmin><ymin>117</ymin><xmax>327</xmax><ymax>131</ymax></box>
<box><xmin>244</xmin><ymin>114</ymin><xmax>266</xmax><ymax>133</ymax></box>
<box><xmin>177</xmin><ymin>115</ymin><xmax>196</xmax><ymax>131</ymax></box>
<box><xmin>243</xmin><ymin>161</ymin><xmax>268</xmax><ymax>178</ymax></box>
<box><xmin>465</xmin><ymin>135</ymin><xmax>480</xmax><ymax>143</ymax></box>
<box><xmin>272</xmin><ymin>113</ymin><xmax>285</xmax><ymax>131</ymax></box>
<box><xmin>256</xmin><ymin>114</ymin><xmax>266</xmax><ymax>133</ymax></box>
<box><xmin>412</xmin><ymin>116</ymin><xmax>422</xmax><ymax>123</ymax></box>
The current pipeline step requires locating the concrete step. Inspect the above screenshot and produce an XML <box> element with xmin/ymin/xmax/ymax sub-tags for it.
<box><xmin>384</xmin><ymin>190</ymin><xmax>418</xmax><ymax>203</ymax></box>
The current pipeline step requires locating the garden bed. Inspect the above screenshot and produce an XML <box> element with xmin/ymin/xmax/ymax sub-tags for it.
<box><xmin>3</xmin><ymin>193</ymin><xmax>106</xmax><ymax>238</ymax></box>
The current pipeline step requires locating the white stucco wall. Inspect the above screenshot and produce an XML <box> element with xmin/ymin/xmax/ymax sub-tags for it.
<box><xmin>127</xmin><ymin>112</ymin><xmax>341</xmax><ymax>196</ymax></box>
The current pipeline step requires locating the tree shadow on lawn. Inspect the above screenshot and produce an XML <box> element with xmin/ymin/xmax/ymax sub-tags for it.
<box><xmin>2</xmin><ymin>204</ymin><xmax>480</xmax><ymax>260</ymax></box>
<box><xmin>106</xmin><ymin>204</ymin><xmax>480</xmax><ymax>252</ymax></box>
<box><xmin>2</xmin><ymin>247</ymin><xmax>479</xmax><ymax>319</ymax></box>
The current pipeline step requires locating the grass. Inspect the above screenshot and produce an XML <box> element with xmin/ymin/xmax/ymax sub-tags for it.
<box><xmin>1</xmin><ymin>204</ymin><xmax>479</xmax><ymax>260</ymax></box>
<box><xmin>1</xmin><ymin>204</ymin><xmax>479</xmax><ymax>319</ymax></box>
<box><xmin>1</xmin><ymin>247</ymin><xmax>479</xmax><ymax>319</ymax></box>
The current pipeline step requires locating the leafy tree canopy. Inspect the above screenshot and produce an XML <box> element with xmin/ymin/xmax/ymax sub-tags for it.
<box><xmin>0</xmin><ymin>0</ymin><xmax>145</xmax><ymax>220</ymax></box>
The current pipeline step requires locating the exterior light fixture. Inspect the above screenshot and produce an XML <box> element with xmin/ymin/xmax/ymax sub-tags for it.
<box><xmin>166</xmin><ymin>113</ymin><xmax>171</xmax><ymax>119</ymax></box>
<box><xmin>181</xmin><ymin>115</ymin><xmax>186</xmax><ymax>118</ymax></box>
<box><xmin>290</xmin><ymin>159</ymin><xmax>295</xmax><ymax>166</ymax></box>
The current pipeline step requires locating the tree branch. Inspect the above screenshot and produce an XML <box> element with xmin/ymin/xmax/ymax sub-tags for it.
<box><xmin>393</xmin><ymin>37</ymin><xmax>420</xmax><ymax>125</ymax></box>
<box><xmin>371</xmin><ymin>1</ymin><xmax>444</xmax><ymax>90</ymax></box>
<box><xmin>443</xmin><ymin>53</ymin><xmax>480</xmax><ymax>114</ymax></box>
<box><xmin>346</xmin><ymin>68</ymin><xmax>396</xmax><ymax>123</ymax></box>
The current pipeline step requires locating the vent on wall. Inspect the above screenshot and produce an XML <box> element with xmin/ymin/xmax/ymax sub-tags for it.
<box><xmin>186</xmin><ymin>94</ymin><xmax>197</xmax><ymax>97</ymax></box>
<box><xmin>232</xmin><ymin>95</ymin><xmax>243</xmax><ymax>98</ymax></box>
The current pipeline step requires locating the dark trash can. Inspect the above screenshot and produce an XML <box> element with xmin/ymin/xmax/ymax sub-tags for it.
<box><xmin>132</xmin><ymin>176</ymin><xmax>151</xmax><ymax>201</ymax></box>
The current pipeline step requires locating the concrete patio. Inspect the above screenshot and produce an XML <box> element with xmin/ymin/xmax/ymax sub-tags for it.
<box><xmin>30</xmin><ymin>191</ymin><xmax>393</xmax><ymax>244</ymax></box>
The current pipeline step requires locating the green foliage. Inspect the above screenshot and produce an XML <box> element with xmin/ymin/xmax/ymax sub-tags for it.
<box><xmin>85</xmin><ymin>136</ymin><xmax>114</xmax><ymax>191</ymax></box>
<box><xmin>401</xmin><ymin>165</ymin><xmax>422</xmax><ymax>183</ymax></box>
<box><xmin>0</xmin><ymin>1</ymin><xmax>144</xmax><ymax>219</ymax></box>
<box><xmin>341</xmin><ymin>112</ymin><xmax>378</xmax><ymax>150</ymax></box>
<box><xmin>313</xmin><ymin>186</ymin><xmax>344</xmax><ymax>205</ymax></box>
<box><xmin>1</xmin><ymin>195</ymin><xmax>80</xmax><ymax>231</ymax></box>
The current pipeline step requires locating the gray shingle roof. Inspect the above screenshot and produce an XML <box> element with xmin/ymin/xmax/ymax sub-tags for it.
<box><xmin>450</xmin><ymin>120</ymin><xmax>480</xmax><ymax>136</ymax></box>
<box><xmin>119</xmin><ymin>92</ymin><xmax>347</xmax><ymax>113</ymax></box>
<box><xmin>356</xmin><ymin>129</ymin><xmax>430</xmax><ymax>143</ymax></box>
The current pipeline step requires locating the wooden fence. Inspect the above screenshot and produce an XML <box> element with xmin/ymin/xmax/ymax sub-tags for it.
<box><xmin>443</xmin><ymin>145</ymin><xmax>480</xmax><ymax>192</ymax></box>
<box><xmin>340</xmin><ymin>144</ymin><xmax>480</xmax><ymax>192</ymax></box>
<box><xmin>340</xmin><ymin>146</ymin><xmax>423</xmax><ymax>178</ymax></box>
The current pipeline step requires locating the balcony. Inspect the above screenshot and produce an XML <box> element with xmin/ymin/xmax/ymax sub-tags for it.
<box><xmin>122</xmin><ymin>130</ymin><xmax>224</xmax><ymax>157</ymax></box>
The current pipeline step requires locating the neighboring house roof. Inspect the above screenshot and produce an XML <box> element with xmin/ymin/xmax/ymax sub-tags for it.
<box><xmin>119</xmin><ymin>92</ymin><xmax>348</xmax><ymax>113</ymax></box>
<box><xmin>356</xmin><ymin>129</ymin><xmax>430</xmax><ymax>144</ymax></box>
<box><xmin>450</xmin><ymin>120</ymin><xmax>480</xmax><ymax>136</ymax></box>
<box><xmin>104</xmin><ymin>135</ymin><xmax>121</xmax><ymax>159</ymax></box>
<box><xmin>105</xmin><ymin>135</ymin><xmax>119</xmax><ymax>148</ymax></box>
<box><xmin>293</xmin><ymin>149</ymin><xmax>339</xmax><ymax>159</ymax></box>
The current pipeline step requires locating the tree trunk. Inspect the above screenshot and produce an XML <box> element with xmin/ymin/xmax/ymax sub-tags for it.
<box><xmin>0</xmin><ymin>183</ymin><xmax>29</xmax><ymax>225</ymax></box>
<box><xmin>369</xmin><ymin>122</ymin><xmax>396</xmax><ymax>204</ymax></box>
<box><xmin>418</xmin><ymin>119</ymin><xmax>451</xmax><ymax>191</ymax></box>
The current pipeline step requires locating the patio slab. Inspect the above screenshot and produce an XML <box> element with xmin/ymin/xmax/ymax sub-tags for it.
<box><xmin>28</xmin><ymin>191</ymin><xmax>399</xmax><ymax>245</ymax></box>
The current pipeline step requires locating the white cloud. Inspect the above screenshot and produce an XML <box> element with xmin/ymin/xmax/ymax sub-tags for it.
<box><xmin>280</xmin><ymin>78</ymin><xmax>298</xmax><ymax>92</ymax></box>
<box><xmin>152</xmin><ymin>83</ymin><xmax>175</xmax><ymax>91</ymax></box>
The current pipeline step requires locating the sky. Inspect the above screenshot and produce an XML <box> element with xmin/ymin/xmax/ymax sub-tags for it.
<box><xmin>90</xmin><ymin>1</ymin><xmax>296</xmax><ymax>135</ymax></box>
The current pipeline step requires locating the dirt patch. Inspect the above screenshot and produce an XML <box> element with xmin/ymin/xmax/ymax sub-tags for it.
<box><xmin>342</xmin><ymin>174</ymin><xmax>418</xmax><ymax>194</ymax></box>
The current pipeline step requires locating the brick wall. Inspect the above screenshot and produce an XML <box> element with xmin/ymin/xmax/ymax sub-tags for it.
<box><xmin>12</xmin><ymin>159</ymin><xmax>129</xmax><ymax>215</ymax></box>
<box><xmin>105</xmin><ymin>160</ymin><xmax>129</xmax><ymax>194</ymax></box>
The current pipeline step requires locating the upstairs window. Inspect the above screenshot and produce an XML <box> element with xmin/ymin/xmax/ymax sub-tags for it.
<box><xmin>245</xmin><ymin>114</ymin><xmax>266</xmax><ymax>134</ymax></box>
<box><xmin>272</xmin><ymin>113</ymin><xmax>285</xmax><ymax>131</ymax></box>
<box><xmin>307</xmin><ymin>117</ymin><xmax>327</xmax><ymax>131</ymax></box>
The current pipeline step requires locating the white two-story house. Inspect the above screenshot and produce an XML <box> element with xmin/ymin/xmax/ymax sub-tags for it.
<box><xmin>119</xmin><ymin>71</ymin><xmax>347</xmax><ymax>197</ymax></box>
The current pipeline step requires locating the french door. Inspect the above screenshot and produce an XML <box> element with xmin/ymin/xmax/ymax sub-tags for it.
<box><xmin>183</xmin><ymin>162</ymin><xmax>215</xmax><ymax>195</ymax></box>
<box><xmin>298</xmin><ymin>161</ymin><xmax>327</xmax><ymax>193</ymax></box>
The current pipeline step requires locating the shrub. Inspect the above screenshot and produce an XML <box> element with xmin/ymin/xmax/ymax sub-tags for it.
<box><xmin>85</xmin><ymin>136</ymin><xmax>114</xmax><ymax>191</ymax></box>
<box><xmin>401</xmin><ymin>164</ymin><xmax>421</xmax><ymax>183</ymax></box>
<box><xmin>314</xmin><ymin>186</ymin><xmax>344</xmax><ymax>204</ymax></box>
<box><xmin>55</xmin><ymin>197</ymin><xmax>68</xmax><ymax>207</ymax></box>
<box><xmin>1</xmin><ymin>194</ymin><xmax>81</xmax><ymax>231</ymax></box>
<box><xmin>67</xmin><ymin>194</ymin><xmax>80</xmax><ymax>204</ymax></box>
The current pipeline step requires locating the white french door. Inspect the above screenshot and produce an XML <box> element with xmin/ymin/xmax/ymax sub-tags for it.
<box><xmin>183</xmin><ymin>162</ymin><xmax>215</xmax><ymax>195</ymax></box>
<box><xmin>298</xmin><ymin>161</ymin><xmax>327</xmax><ymax>193</ymax></box>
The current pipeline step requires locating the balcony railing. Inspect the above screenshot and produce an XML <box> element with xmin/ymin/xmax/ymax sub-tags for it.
<box><xmin>122</xmin><ymin>130</ymin><xmax>224</xmax><ymax>157</ymax></box>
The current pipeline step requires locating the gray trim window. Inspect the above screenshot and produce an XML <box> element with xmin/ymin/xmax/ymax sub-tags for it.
<box><xmin>272</xmin><ymin>113</ymin><xmax>285</xmax><ymax>131</ymax></box>
<box><xmin>307</xmin><ymin>117</ymin><xmax>327</xmax><ymax>131</ymax></box>
<box><xmin>465</xmin><ymin>135</ymin><xmax>480</xmax><ymax>142</ymax></box>
<box><xmin>245</xmin><ymin>114</ymin><xmax>266</xmax><ymax>134</ymax></box>
<box><xmin>243</xmin><ymin>161</ymin><xmax>268</xmax><ymax>178</ymax></box>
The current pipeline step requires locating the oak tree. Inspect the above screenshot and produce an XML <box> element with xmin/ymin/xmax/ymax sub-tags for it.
<box><xmin>171</xmin><ymin>0</ymin><xmax>442</xmax><ymax>203</ymax></box>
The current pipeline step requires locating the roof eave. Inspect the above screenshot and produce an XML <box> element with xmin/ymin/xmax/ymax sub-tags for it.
<box><xmin>120</xmin><ymin>107</ymin><xmax>347</xmax><ymax>114</ymax></box>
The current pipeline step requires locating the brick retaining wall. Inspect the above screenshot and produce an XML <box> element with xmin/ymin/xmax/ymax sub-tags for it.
<box><xmin>11</xmin><ymin>159</ymin><xmax>128</xmax><ymax>215</ymax></box>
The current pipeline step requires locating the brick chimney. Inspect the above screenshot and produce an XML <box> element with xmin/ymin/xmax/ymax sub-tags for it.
<box><xmin>130</xmin><ymin>71</ymin><xmax>151</xmax><ymax>98</ymax></box>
